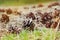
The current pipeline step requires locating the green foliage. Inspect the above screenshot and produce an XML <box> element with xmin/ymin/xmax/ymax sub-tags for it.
<box><xmin>41</xmin><ymin>28</ymin><xmax>56</xmax><ymax>40</ymax></box>
<box><xmin>1</xmin><ymin>34</ymin><xmax>16</xmax><ymax>40</ymax></box>
<box><xmin>0</xmin><ymin>0</ymin><xmax>58</xmax><ymax>6</ymax></box>
<box><xmin>1</xmin><ymin>28</ymin><xmax>60</xmax><ymax>40</ymax></box>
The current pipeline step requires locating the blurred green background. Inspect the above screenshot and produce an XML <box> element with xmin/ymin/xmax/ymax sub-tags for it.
<box><xmin>0</xmin><ymin>0</ymin><xmax>58</xmax><ymax>6</ymax></box>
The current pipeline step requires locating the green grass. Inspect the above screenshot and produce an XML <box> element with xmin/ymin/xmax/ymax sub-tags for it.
<box><xmin>1</xmin><ymin>28</ymin><xmax>60</xmax><ymax>40</ymax></box>
<box><xmin>0</xmin><ymin>0</ymin><xmax>58</xmax><ymax>6</ymax></box>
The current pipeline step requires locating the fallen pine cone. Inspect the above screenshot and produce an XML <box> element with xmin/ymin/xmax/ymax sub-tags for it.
<box><xmin>0</xmin><ymin>14</ymin><xmax>9</xmax><ymax>23</ymax></box>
